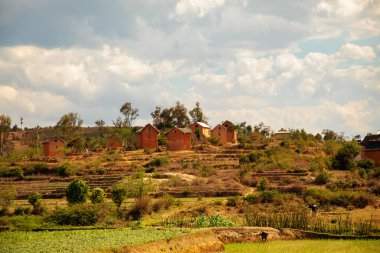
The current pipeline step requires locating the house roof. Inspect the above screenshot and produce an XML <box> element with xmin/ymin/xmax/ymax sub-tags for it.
<box><xmin>361</xmin><ymin>134</ymin><xmax>380</xmax><ymax>150</ymax></box>
<box><xmin>136</xmin><ymin>123</ymin><xmax>159</xmax><ymax>133</ymax></box>
<box><xmin>194</xmin><ymin>122</ymin><xmax>210</xmax><ymax>128</ymax></box>
<box><xmin>212</xmin><ymin>124</ymin><xmax>226</xmax><ymax>131</ymax></box>
<box><xmin>222</xmin><ymin>120</ymin><xmax>234</xmax><ymax>126</ymax></box>
<box><xmin>165</xmin><ymin>127</ymin><xmax>192</xmax><ymax>135</ymax></box>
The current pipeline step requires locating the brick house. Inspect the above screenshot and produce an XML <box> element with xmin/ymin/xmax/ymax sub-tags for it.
<box><xmin>211</xmin><ymin>124</ymin><xmax>228</xmax><ymax>145</ymax></box>
<box><xmin>190</xmin><ymin>122</ymin><xmax>211</xmax><ymax>144</ymax></box>
<box><xmin>165</xmin><ymin>127</ymin><xmax>192</xmax><ymax>151</ymax></box>
<box><xmin>222</xmin><ymin>120</ymin><xmax>237</xmax><ymax>143</ymax></box>
<box><xmin>42</xmin><ymin>138</ymin><xmax>64</xmax><ymax>157</ymax></box>
<box><xmin>136</xmin><ymin>123</ymin><xmax>159</xmax><ymax>149</ymax></box>
<box><xmin>361</xmin><ymin>133</ymin><xmax>380</xmax><ymax>166</ymax></box>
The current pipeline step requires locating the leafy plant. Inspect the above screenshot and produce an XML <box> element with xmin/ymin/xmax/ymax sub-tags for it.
<box><xmin>66</xmin><ymin>179</ymin><xmax>89</xmax><ymax>204</ymax></box>
<box><xmin>90</xmin><ymin>187</ymin><xmax>106</xmax><ymax>204</ymax></box>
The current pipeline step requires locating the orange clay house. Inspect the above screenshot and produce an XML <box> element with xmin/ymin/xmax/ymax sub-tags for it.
<box><xmin>165</xmin><ymin>127</ymin><xmax>192</xmax><ymax>151</ymax></box>
<box><xmin>211</xmin><ymin>124</ymin><xmax>228</xmax><ymax>145</ymax></box>
<box><xmin>222</xmin><ymin>120</ymin><xmax>237</xmax><ymax>143</ymax></box>
<box><xmin>361</xmin><ymin>132</ymin><xmax>380</xmax><ymax>166</ymax></box>
<box><xmin>190</xmin><ymin>122</ymin><xmax>211</xmax><ymax>144</ymax></box>
<box><xmin>136</xmin><ymin>124</ymin><xmax>159</xmax><ymax>149</ymax></box>
<box><xmin>42</xmin><ymin>138</ymin><xmax>64</xmax><ymax>157</ymax></box>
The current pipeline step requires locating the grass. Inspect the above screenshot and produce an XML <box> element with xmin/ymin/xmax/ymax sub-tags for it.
<box><xmin>225</xmin><ymin>240</ymin><xmax>380</xmax><ymax>253</ymax></box>
<box><xmin>0</xmin><ymin>227</ymin><xmax>190</xmax><ymax>253</ymax></box>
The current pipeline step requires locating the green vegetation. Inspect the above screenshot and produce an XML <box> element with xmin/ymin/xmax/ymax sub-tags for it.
<box><xmin>225</xmin><ymin>240</ymin><xmax>380</xmax><ymax>253</ymax></box>
<box><xmin>90</xmin><ymin>187</ymin><xmax>106</xmax><ymax>204</ymax></box>
<box><xmin>66</xmin><ymin>179</ymin><xmax>89</xmax><ymax>204</ymax></box>
<box><xmin>0</xmin><ymin>228</ymin><xmax>190</xmax><ymax>253</ymax></box>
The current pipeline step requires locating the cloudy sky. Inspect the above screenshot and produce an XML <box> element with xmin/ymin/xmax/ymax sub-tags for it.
<box><xmin>0</xmin><ymin>0</ymin><xmax>379</xmax><ymax>137</ymax></box>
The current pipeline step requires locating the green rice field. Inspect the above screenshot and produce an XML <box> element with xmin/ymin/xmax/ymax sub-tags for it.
<box><xmin>0</xmin><ymin>228</ymin><xmax>190</xmax><ymax>253</ymax></box>
<box><xmin>225</xmin><ymin>239</ymin><xmax>380</xmax><ymax>253</ymax></box>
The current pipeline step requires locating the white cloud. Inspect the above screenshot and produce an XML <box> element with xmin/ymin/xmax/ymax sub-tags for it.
<box><xmin>337</xmin><ymin>43</ymin><xmax>376</xmax><ymax>60</ymax></box>
<box><xmin>174</xmin><ymin>0</ymin><xmax>225</xmax><ymax>17</ymax></box>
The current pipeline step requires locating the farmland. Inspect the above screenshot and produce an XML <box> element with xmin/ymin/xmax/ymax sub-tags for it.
<box><xmin>0</xmin><ymin>228</ymin><xmax>190</xmax><ymax>253</ymax></box>
<box><xmin>225</xmin><ymin>240</ymin><xmax>380</xmax><ymax>253</ymax></box>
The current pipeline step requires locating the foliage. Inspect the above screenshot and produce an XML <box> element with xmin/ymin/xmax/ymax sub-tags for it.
<box><xmin>145</xmin><ymin>157</ymin><xmax>169</xmax><ymax>167</ymax></box>
<box><xmin>208</xmin><ymin>136</ymin><xmax>220</xmax><ymax>146</ymax></box>
<box><xmin>0</xmin><ymin>166</ymin><xmax>24</xmax><ymax>179</ymax></box>
<box><xmin>314</xmin><ymin>170</ymin><xmax>329</xmax><ymax>185</ymax></box>
<box><xmin>0</xmin><ymin>114</ymin><xmax>12</xmax><ymax>156</ymax></box>
<box><xmin>0</xmin><ymin>228</ymin><xmax>189</xmax><ymax>253</ymax></box>
<box><xmin>66</xmin><ymin>179</ymin><xmax>89</xmax><ymax>204</ymax></box>
<box><xmin>120</xmin><ymin>174</ymin><xmax>156</xmax><ymax>199</ymax></box>
<box><xmin>151</xmin><ymin>101</ymin><xmax>190</xmax><ymax>129</ymax></box>
<box><xmin>226</xmin><ymin>196</ymin><xmax>239</xmax><ymax>207</ymax></box>
<box><xmin>111</xmin><ymin>186</ymin><xmax>127</xmax><ymax>208</ymax></box>
<box><xmin>331</xmin><ymin>141</ymin><xmax>360</xmax><ymax>170</ymax></box>
<box><xmin>194</xmin><ymin>214</ymin><xmax>234</xmax><ymax>228</ymax></box>
<box><xmin>0</xmin><ymin>184</ymin><xmax>17</xmax><ymax>213</ymax></box>
<box><xmin>118</xmin><ymin>102</ymin><xmax>139</xmax><ymax>127</ymax></box>
<box><xmin>189</xmin><ymin>101</ymin><xmax>208</xmax><ymax>124</ymax></box>
<box><xmin>322</xmin><ymin>129</ymin><xmax>344</xmax><ymax>141</ymax></box>
<box><xmin>58</xmin><ymin>163</ymin><xmax>76</xmax><ymax>177</ymax></box>
<box><xmin>48</xmin><ymin>203</ymin><xmax>114</xmax><ymax>226</ymax></box>
<box><xmin>90</xmin><ymin>187</ymin><xmax>106</xmax><ymax>204</ymax></box>
<box><xmin>257</xmin><ymin>177</ymin><xmax>267</xmax><ymax>191</ymax></box>
<box><xmin>356</xmin><ymin>159</ymin><xmax>375</xmax><ymax>171</ymax></box>
<box><xmin>28</xmin><ymin>192</ymin><xmax>42</xmax><ymax>207</ymax></box>
<box><xmin>55</xmin><ymin>112</ymin><xmax>83</xmax><ymax>144</ymax></box>
<box><xmin>198</xmin><ymin>166</ymin><xmax>217</xmax><ymax>177</ymax></box>
<box><xmin>127</xmin><ymin>197</ymin><xmax>151</xmax><ymax>220</ymax></box>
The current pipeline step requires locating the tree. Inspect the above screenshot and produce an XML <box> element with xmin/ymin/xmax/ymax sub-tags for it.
<box><xmin>331</xmin><ymin>141</ymin><xmax>360</xmax><ymax>170</ymax></box>
<box><xmin>151</xmin><ymin>106</ymin><xmax>164</xmax><ymax>128</ymax></box>
<box><xmin>189</xmin><ymin>101</ymin><xmax>208</xmax><ymax>123</ymax></box>
<box><xmin>95</xmin><ymin>119</ymin><xmax>106</xmax><ymax>137</ymax></box>
<box><xmin>0</xmin><ymin>184</ymin><xmax>16</xmax><ymax>213</ymax></box>
<box><xmin>120</xmin><ymin>102</ymin><xmax>139</xmax><ymax>127</ymax></box>
<box><xmin>90</xmin><ymin>187</ymin><xmax>106</xmax><ymax>204</ymax></box>
<box><xmin>254</xmin><ymin>122</ymin><xmax>271</xmax><ymax>137</ymax></box>
<box><xmin>66</xmin><ymin>179</ymin><xmax>89</xmax><ymax>204</ymax></box>
<box><xmin>172</xmin><ymin>101</ymin><xmax>190</xmax><ymax>128</ymax></box>
<box><xmin>55</xmin><ymin>112</ymin><xmax>83</xmax><ymax>143</ymax></box>
<box><xmin>112</xmin><ymin>116</ymin><xmax>124</xmax><ymax>128</ymax></box>
<box><xmin>0</xmin><ymin>114</ymin><xmax>11</xmax><ymax>156</ymax></box>
<box><xmin>111</xmin><ymin>185</ymin><xmax>127</xmax><ymax>208</ymax></box>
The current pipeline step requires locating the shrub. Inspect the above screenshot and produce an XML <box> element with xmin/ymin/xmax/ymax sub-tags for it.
<box><xmin>0</xmin><ymin>167</ymin><xmax>24</xmax><ymax>179</ymax></box>
<box><xmin>243</xmin><ymin>193</ymin><xmax>260</xmax><ymax>204</ymax></box>
<box><xmin>357</xmin><ymin>159</ymin><xmax>375</xmax><ymax>171</ymax></box>
<box><xmin>208</xmin><ymin>136</ymin><xmax>220</xmax><ymax>146</ymax></box>
<box><xmin>145</xmin><ymin>166</ymin><xmax>155</xmax><ymax>173</ymax></box>
<box><xmin>32</xmin><ymin>162</ymin><xmax>50</xmax><ymax>174</ymax></box>
<box><xmin>198</xmin><ymin>166</ymin><xmax>217</xmax><ymax>177</ymax></box>
<box><xmin>127</xmin><ymin>197</ymin><xmax>151</xmax><ymax>220</ymax></box>
<box><xmin>331</xmin><ymin>142</ymin><xmax>360</xmax><ymax>170</ymax></box>
<box><xmin>145</xmin><ymin>157</ymin><xmax>169</xmax><ymax>167</ymax></box>
<box><xmin>66</xmin><ymin>179</ymin><xmax>89</xmax><ymax>204</ymax></box>
<box><xmin>96</xmin><ymin>168</ymin><xmax>107</xmax><ymax>175</ymax></box>
<box><xmin>247</xmin><ymin>151</ymin><xmax>263</xmax><ymax>162</ymax></box>
<box><xmin>14</xmin><ymin>206</ymin><xmax>32</xmax><ymax>215</ymax></box>
<box><xmin>226</xmin><ymin>196</ymin><xmax>239</xmax><ymax>207</ymax></box>
<box><xmin>239</xmin><ymin>155</ymin><xmax>250</xmax><ymax>164</ymax></box>
<box><xmin>314</xmin><ymin>170</ymin><xmax>329</xmax><ymax>185</ymax></box>
<box><xmin>58</xmin><ymin>163</ymin><xmax>76</xmax><ymax>177</ymax></box>
<box><xmin>260</xmin><ymin>190</ymin><xmax>279</xmax><ymax>203</ymax></box>
<box><xmin>0</xmin><ymin>184</ymin><xmax>17</xmax><ymax>213</ymax></box>
<box><xmin>257</xmin><ymin>177</ymin><xmax>267</xmax><ymax>191</ymax></box>
<box><xmin>48</xmin><ymin>203</ymin><xmax>112</xmax><ymax>226</ymax></box>
<box><xmin>111</xmin><ymin>186</ymin><xmax>127</xmax><ymax>208</ymax></box>
<box><xmin>90</xmin><ymin>187</ymin><xmax>106</xmax><ymax>204</ymax></box>
<box><xmin>28</xmin><ymin>192</ymin><xmax>42</xmax><ymax>207</ymax></box>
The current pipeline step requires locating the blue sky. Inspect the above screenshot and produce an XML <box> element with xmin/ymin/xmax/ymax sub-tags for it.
<box><xmin>0</xmin><ymin>0</ymin><xmax>379</xmax><ymax>137</ymax></box>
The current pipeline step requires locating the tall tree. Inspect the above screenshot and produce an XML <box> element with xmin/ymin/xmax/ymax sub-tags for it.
<box><xmin>0</xmin><ymin>114</ymin><xmax>11</xmax><ymax>156</ymax></box>
<box><xmin>151</xmin><ymin>106</ymin><xmax>163</xmax><ymax>128</ymax></box>
<box><xmin>189</xmin><ymin>101</ymin><xmax>208</xmax><ymax>124</ymax></box>
<box><xmin>172</xmin><ymin>101</ymin><xmax>190</xmax><ymax>128</ymax></box>
<box><xmin>95</xmin><ymin>119</ymin><xmax>106</xmax><ymax>136</ymax></box>
<box><xmin>55</xmin><ymin>113</ymin><xmax>83</xmax><ymax>151</ymax></box>
<box><xmin>120</xmin><ymin>102</ymin><xmax>139</xmax><ymax>127</ymax></box>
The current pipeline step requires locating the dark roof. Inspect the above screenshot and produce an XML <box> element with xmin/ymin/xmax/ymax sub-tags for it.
<box><xmin>361</xmin><ymin>134</ymin><xmax>380</xmax><ymax>150</ymax></box>
<box><xmin>212</xmin><ymin>124</ymin><xmax>226</xmax><ymax>131</ymax></box>
<box><xmin>222</xmin><ymin>120</ymin><xmax>234</xmax><ymax>126</ymax></box>
<box><xmin>165</xmin><ymin>127</ymin><xmax>192</xmax><ymax>135</ymax></box>
<box><xmin>136</xmin><ymin>123</ymin><xmax>159</xmax><ymax>133</ymax></box>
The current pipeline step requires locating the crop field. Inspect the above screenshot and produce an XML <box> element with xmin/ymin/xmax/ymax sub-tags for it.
<box><xmin>224</xmin><ymin>239</ymin><xmax>380</xmax><ymax>253</ymax></box>
<box><xmin>0</xmin><ymin>228</ymin><xmax>190</xmax><ymax>253</ymax></box>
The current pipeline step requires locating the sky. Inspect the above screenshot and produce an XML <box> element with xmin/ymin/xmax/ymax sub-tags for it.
<box><xmin>0</xmin><ymin>0</ymin><xmax>379</xmax><ymax>137</ymax></box>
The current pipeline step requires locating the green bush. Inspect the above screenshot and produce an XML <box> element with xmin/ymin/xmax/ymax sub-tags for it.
<box><xmin>208</xmin><ymin>136</ymin><xmax>220</xmax><ymax>146</ymax></box>
<box><xmin>28</xmin><ymin>192</ymin><xmax>42</xmax><ymax>207</ymax></box>
<box><xmin>243</xmin><ymin>193</ymin><xmax>260</xmax><ymax>204</ymax></box>
<box><xmin>111</xmin><ymin>186</ymin><xmax>127</xmax><ymax>208</ymax></box>
<box><xmin>90</xmin><ymin>187</ymin><xmax>106</xmax><ymax>204</ymax></box>
<box><xmin>145</xmin><ymin>157</ymin><xmax>169</xmax><ymax>167</ymax></box>
<box><xmin>239</xmin><ymin>155</ymin><xmax>250</xmax><ymax>164</ymax></box>
<box><xmin>0</xmin><ymin>166</ymin><xmax>24</xmax><ymax>179</ymax></box>
<box><xmin>66</xmin><ymin>179</ymin><xmax>89</xmax><ymax>204</ymax></box>
<box><xmin>257</xmin><ymin>177</ymin><xmax>267</xmax><ymax>191</ymax></box>
<box><xmin>260</xmin><ymin>190</ymin><xmax>279</xmax><ymax>203</ymax></box>
<box><xmin>314</xmin><ymin>170</ymin><xmax>329</xmax><ymax>185</ymax></box>
<box><xmin>0</xmin><ymin>185</ymin><xmax>17</xmax><ymax>213</ymax></box>
<box><xmin>198</xmin><ymin>166</ymin><xmax>217</xmax><ymax>177</ymax></box>
<box><xmin>127</xmin><ymin>197</ymin><xmax>151</xmax><ymax>220</ymax></box>
<box><xmin>331</xmin><ymin>142</ymin><xmax>360</xmax><ymax>170</ymax></box>
<box><xmin>58</xmin><ymin>163</ymin><xmax>76</xmax><ymax>177</ymax></box>
<box><xmin>247</xmin><ymin>151</ymin><xmax>263</xmax><ymax>162</ymax></box>
<box><xmin>226</xmin><ymin>196</ymin><xmax>239</xmax><ymax>207</ymax></box>
<box><xmin>14</xmin><ymin>206</ymin><xmax>32</xmax><ymax>215</ymax></box>
<box><xmin>48</xmin><ymin>203</ymin><xmax>112</xmax><ymax>226</ymax></box>
<box><xmin>357</xmin><ymin>159</ymin><xmax>375</xmax><ymax>171</ymax></box>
